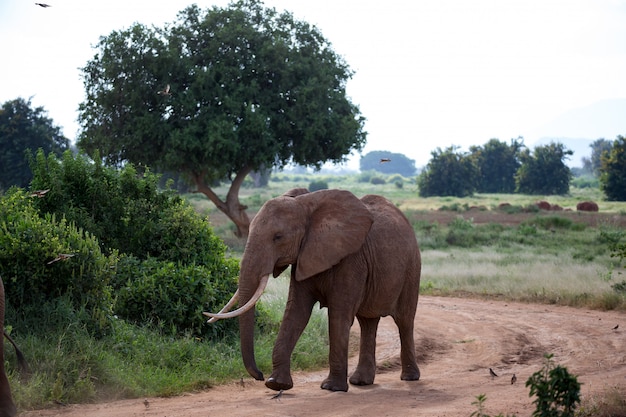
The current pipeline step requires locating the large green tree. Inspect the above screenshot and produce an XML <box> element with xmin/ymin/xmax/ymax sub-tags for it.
<box><xmin>599</xmin><ymin>135</ymin><xmax>626</xmax><ymax>201</ymax></box>
<box><xmin>78</xmin><ymin>0</ymin><xmax>366</xmax><ymax>237</ymax></box>
<box><xmin>515</xmin><ymin>142</ymin><xmax>572</xmax><ymax>195</ymax></box>
<box><xmin>0</xmin><ymin>97</ymin><xmax>69</xmax><ymax>190</ymax></box>
<box><xmin>470</xmin><ymin>137</ymin><xmax>524</xmax><ymax>193</ymax></box>
<box><xmin>417</xmin><ymin>146</ymin><xmax>478</xmax><ymax>197</ymax></box>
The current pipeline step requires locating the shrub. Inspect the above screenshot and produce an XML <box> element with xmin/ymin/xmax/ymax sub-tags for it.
<box><xmin>356</xmin><ymin>170</ymin><xmax>375</xmax><ymax>183</ymax></box>
<box><xmin>526</xmin><ymin>353</ymin><xmax>580</xmax><ymax>417</ymax></box>
<box><xmin>28</xmin><ymin>149</ymin><xmax>203</xmax><ymax>261</ymax></box>
<box><xmin>370</xmin><ymin>177</ymin><xmax>386</xmax><ymax>185</ymax></box>
<box><xmin>113</xmin><ymin>255</ymin><xmax>239</xmax><ymax>338</ymax></box>
<box><xmin>308</xmin><ymin>180</ymin><xmax>328</xmax><ymax>191</ymax></box>
<box><xmin>0</xmin><ymin>189</ymin><xmax>115</xmax><ymax>334</ymax></box>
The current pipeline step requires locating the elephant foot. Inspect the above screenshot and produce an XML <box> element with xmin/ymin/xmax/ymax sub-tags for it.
<box><xmin>265</xmin><ymin>375</ymin><xmax>293</xmax><ymax>391</ymax></box>
<box><xmin>321</xmin><ymin>377</ymin><xmax>349</xmax><ymax>392</ymax></box>
<box><xmin>400</xmin><ymin>364</ymin><xmax>421</xmax><ymax>381</ymax></box>
<box><xmin>349</xmin><ymin>369</ymin><xmax>375</xmax><ymax>386</ymax></box>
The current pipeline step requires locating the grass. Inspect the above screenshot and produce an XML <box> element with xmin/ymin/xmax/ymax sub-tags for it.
<box><xmin>8</xmin><ymin>173</ymin><xmax>626</xmax><ymax>412</ymax></box>
<box><xmin>8</xmin><ymin>271</ymin><xmax>329</xmax><ymax>411</ymax></box>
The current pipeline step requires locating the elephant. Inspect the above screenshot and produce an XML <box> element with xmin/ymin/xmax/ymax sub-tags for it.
<box><xmin>206</xmin><ymin>188</ymin><xmax>421</xmax><ymax>392</ymax></box>
<box><xmin>0</xmin><ymin>276</ymin><xmax>28</xmax><ymax>417</ymax></box>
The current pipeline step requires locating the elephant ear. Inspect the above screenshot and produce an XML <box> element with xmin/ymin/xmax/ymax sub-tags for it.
<box><xmin>295</xmin><ymin>190</ymin><xmax>373</xmax><ymax>281</ymax></box>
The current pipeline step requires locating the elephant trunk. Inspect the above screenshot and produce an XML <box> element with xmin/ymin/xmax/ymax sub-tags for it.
<box><xmin>239</xmin><ymin>307</ymin><xmax>263</xmax><ymax>380</ymax></box>
<box><xmin>237</xmin><ymin>273</ymin><xmax>268</xmax><ymax>381</ymax></box>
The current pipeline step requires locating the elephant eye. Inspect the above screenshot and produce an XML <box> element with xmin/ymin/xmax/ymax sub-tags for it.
<box><xmin>273</xmin><ymin>233</ymin><xmax>283</xmax><ymax>242</ymax></box>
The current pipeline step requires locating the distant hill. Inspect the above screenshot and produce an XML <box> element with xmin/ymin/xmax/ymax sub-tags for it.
<box><xmin>529</xmin><ymin>98</ymin><xmax>626</xmax><ymax>167</ymax></box>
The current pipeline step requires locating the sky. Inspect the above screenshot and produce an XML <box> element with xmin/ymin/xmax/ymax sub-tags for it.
<box><xmin>2</xmin><ymin>0</ymin><xmax>626</xmax><ymax>170</ymax></box>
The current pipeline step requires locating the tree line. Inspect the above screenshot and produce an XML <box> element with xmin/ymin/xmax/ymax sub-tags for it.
<box><xmin>416</xmin><ymin>137</ymin><xmax>626</xmax><ymax>200</ymax></box>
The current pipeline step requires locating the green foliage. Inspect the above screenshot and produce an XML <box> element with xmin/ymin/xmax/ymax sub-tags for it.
<box><xmin>112</xmin><ymin>255</ymin><xmax>239</xmax><ymax>338</ymax></box>
<box><xmin>516</xmin><ymin>142</ymin><xmax>573</xmax><ymax>195</ymax></box>
<box><xmin>77</xmin><ymin>0</ymin><xmax>366</xmax><ymax>237</ymax></box>
<box><xmin>599</xmin><ymin>135</ymin><xmax>626</xmax><ymax>201</ymax></box>
<box><xmin>526</xmin><ymin>353</ymin><xmax>581</xmax><ymax>417</ymax></box>
<box><xmin>524</xmin><ymin>216</ymin><xmax>575</xmax><ymax>231</ymax></box>
<box><xmin>417</xmin><ymin>146</ymin><xmax>478</xmax><ymax>197</ymax></box>
<box><xmin>26</xmin><ymin>149</ymin><xmax>242</xmax><ymax>337</ymax></box>
<box><xmin>0</xmin><ymin>189</ymin><xmax>115</xmax><ymax>334</ymax></box>
<box><xmin>570</xmin><ymin>175</ymin><xmax>599</xmax><ymax>189</ymax></box>
<box><xmin>359</xmin><ymin>150</ymin><xmax>417</xmax><ymax>176</ymax></box>
<box><xmin>445</xmin><ymin>218</ymin><xmax>506</xmax><ymax>248</ymax></box>
<box><xmin>8</xmin><ymin>278</ymin><xmax>330</xmax><ymax>408</ymax></box>
<box><xmin>370</xmin><ymin>176</ymin><xmax>386</xmax><ymax>185</ymax></box>
<box><xmin>0</xmin><ymin>98</ymin><xmax>69</xmax><ymax>190</ymax></box>
<box><xmin>30</xmin><ymin>150</ymin><xmax>226</xmax><ymax>264</ymax></box>
<box><xmin>470</xmin><ymin>137</ymin><xmax>523</xmax><ymax>193</ymax></box>
<box><xmin>356</xmin><ymin>170</ymin><xmax>376</xmax><ymax>183</ymax></box>
<box><xmin>308</xmin><ymin>180</ymin><xmax>329</xmax><ymax>191</ymax></box>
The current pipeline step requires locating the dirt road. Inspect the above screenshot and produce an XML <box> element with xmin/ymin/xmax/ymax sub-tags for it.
<box><xmin>20</xmin><ymin>296</ymin><xmax>625</xmax><ymax>417</ymax></box>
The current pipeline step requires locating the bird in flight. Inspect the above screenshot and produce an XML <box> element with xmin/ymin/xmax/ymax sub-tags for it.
<box><xmin>47</xmin><ymin>253</ymin><xmax>75</xmax><ymax>265</ymax></box>
<box><xmin>157</xmin><ymin>84</ymin><xmax>171</xmax><ymax>96</ymax></box>
<box><xmin>379</xmin><ymin>158</ymin><xmax>391</xmax><ymax>163</ymax></box>
<box><xmin>489</xmin><ymin>368</ymin><xmax>498</xmax><ymax>378</ymax></box>
<box><xmin>29</xmin><ymin>189</ymin><xmax>50</xmax><ymax>198</ymax></box>
<box><xmin>35</xmin><ymin>3</ymin><xmax>52</xmax><ymax>7</ymax></box>
<box><xmin>613</xmin><ymin>324</ymin><xmax>619</xmax><ymax>330</ymax></box>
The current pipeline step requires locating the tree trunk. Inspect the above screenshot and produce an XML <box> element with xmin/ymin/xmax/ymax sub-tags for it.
<box><xmin>192</xmin><ymin>167</ymin><xmax>253</xmax><ymax>238</ymax></box>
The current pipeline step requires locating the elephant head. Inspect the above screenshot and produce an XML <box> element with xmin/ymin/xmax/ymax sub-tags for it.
<box><xmin>205</xmin><ymin>189</ymin><xmax>373</xmax><ymax>381</ymax></box>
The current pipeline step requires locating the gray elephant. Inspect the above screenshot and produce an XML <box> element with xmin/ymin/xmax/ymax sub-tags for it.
<box><xmin>0</xmin><ymin>276</ymin><xmax>28</xmax><ymax>417</ymax></box>
<box><xmin>206</xmin><ymin>188</ymin><xmax>421</xmax><ymax>392</ymax></box>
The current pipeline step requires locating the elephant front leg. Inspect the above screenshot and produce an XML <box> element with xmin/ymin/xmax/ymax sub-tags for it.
<box><xmin>321</xmin><ymin>311</ymin><xmax>353</xmax><ymax>392</ymax></box>
<box><xmin>266</xmin><ymin>294</ymin><xmax>315</xmax><ymax>392</ymax></box>
<box><xmin>349</xmin><ymin>316</ymin><xmax>380</xmax><ymax>386</ymax></box>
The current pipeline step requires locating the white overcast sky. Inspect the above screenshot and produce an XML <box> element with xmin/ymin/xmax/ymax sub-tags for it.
<box><xmin>2</xmin><ymin>0</ymin><xmax>626</xmax><ymax>169</ymax></box>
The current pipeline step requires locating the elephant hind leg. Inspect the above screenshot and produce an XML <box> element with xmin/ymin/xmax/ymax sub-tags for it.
<box><xmin>393</xmin><ymin>314</ymin><xmax>420</xmax><ymax>381</ymax></box>
<box><xmin>349</xmin><ymin>316</ymin><xmax>379</xmax><ymax>386</ymax></box>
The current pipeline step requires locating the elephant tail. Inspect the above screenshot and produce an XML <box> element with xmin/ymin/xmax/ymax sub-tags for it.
<box><xmin>3</xmin><ymin>331</ymin><xmax>29</xmax><ymax>376</ymax></box>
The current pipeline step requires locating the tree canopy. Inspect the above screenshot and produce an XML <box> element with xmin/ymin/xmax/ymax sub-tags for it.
<box><xmin>78</xmin><ymin>0</ymin><xmax>366</xmax><ymax>236</ymax></box>
<box><xmin>470</xmin><ymin>137</ymin><xmax>523</xmax><ymax>193</ymax></box>
<box><xmin>0</xmin><ymin>97</ymin><xmax>69</xmax><ymax>190</ymax></box>
<box><xmin>599</xmin><ymin>135</ymin><xmax>626</xmax><ymax>201</ymax></box>
<box><xmin>417</xmin><ymin>146</ymin><xmax>478</xmax><ymax>197</ymax></box>
<box><xmin>515</xmin><ymin>142</ymin><xmax>572</xmax><ymax>195</ymax></box>
<box><xmin>359</xmin><ymin>150</ymin><xmax>417</xmax><ymax>176</ymax></box>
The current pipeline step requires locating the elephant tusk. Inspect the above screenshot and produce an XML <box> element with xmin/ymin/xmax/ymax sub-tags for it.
<box><xmin>203</xmin><ymin>274</ymin><xmax>270</xmax><ymax>323</ymax></box>
<box><xmin>204</xmin><ymin>289</ymin><xmax>240</xmax><ymax>323</ymax></box>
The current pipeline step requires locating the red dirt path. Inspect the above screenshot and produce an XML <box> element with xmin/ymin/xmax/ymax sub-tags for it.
<box><xmin>20</xmin><ymin>296</ymin><xmax>625</xmax><ymax>417</ymax></box>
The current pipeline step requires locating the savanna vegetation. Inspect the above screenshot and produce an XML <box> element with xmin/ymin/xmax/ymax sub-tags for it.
<box><xmin>0</xmin><ymin>0</ymin><xmax>624</xmax><ymax>414</ymax></box>
<box><xmin>1</xmin><ymin>164</ymin><xmax>625</xmax><ymax>413</ymax></box>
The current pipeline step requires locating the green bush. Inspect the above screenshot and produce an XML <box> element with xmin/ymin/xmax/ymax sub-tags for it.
<box><xmin>17</xmin><ymin>149</ymin><xmax>241</xmax><ymax>336</ymax></box>
<box><xmin>28</xmin><ymin>149</ymin><xmax>207</xmax><ymax>261</ymax></box>
<box><xmin>113</xmin><ymin>255</ymin><xmax>239</xmax><ymax>338</ymax></box>
<box><xmin>0</xmin><ymin>189</ymin><xmax>116</xmax><ymax>333</ymax></box>
<box><xmin>523</xmin><ymin>216</ymin><xmax>575</xmax><ymax>231</ymax></box>
<box><xmin>356</xmin><ymin>170</ymin><xmax>375</xmax><ymax>183</ymax></box>
<box><xmin>308</xmin><ymin>180</ymin><xmax>328</xmax><ymax>191</ymax></box>
<box><xmin>526</xmin><ymin>353</ymin><xmax>580</xmax><ymax>417</ymax></box>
